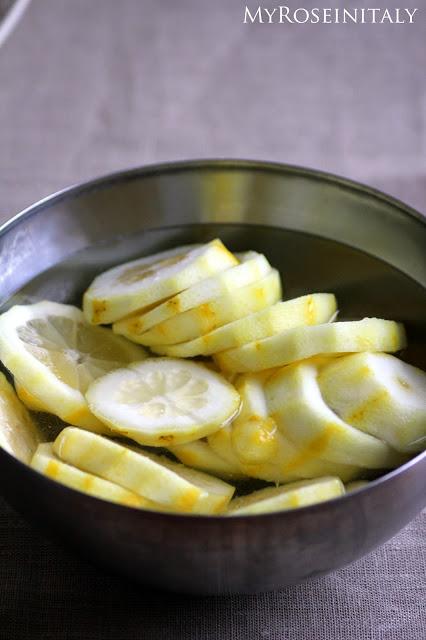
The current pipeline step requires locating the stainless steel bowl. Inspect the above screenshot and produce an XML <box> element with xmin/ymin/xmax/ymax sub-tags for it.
<box><xmin>0</xmin><ymin>160</ymin><xmax>425</xmax><ymax>594</ymax></box>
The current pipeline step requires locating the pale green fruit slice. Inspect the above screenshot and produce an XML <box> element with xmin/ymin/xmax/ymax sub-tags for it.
<box><xmin>0</xmin><ymin>372</ymin><xmax>40</xmax><ymax>463</ymax></box>
<box><xmin>53</xmin><ymin>427</ymin><xmax>235</xmax><ymax>514</ymax></box>
<box><xmin>152</xmin><ymin>293</ymin><xmax>337</xmax><ymax>358</ymax></box>
<box><xmin>31</xmin><ymin>443</ymin><xmax>164</xmax><ymax>510</ymax></box>
<box><xmin>113</xmin><ymin>251</ymin><xmax>271</xmax><ymax>339</ymax></box>
<box><xmin>265</xmin><ymin>362</ymin><xmax>403</xmax><ymax>468</ymax></box>
<box><xmin>319</xmin><ymin>353</ymin><xmax>426</xmax><ymax>453</ymax></box>
<box><xmin>227</xmin><ymin>477</ymin><xmax>345</xmax><ymax>515</ymax></box>
<box><xmin>169</xmin><ymin>439</ymin><xmax>247</xmax><ymax>480</ymax></box>
<box><xmin>345</xmin><ymin>480</ymin><xmax>369</xmax><ymax>492</ymax></box>
<box><xmin>145</xmin><ymin>269</ymin><xmax>282</xmax><ymax>347</ymax></box>
<box><xmin>231</xmin><ymin>373</ymin><xmax>279</xmax><ymax>464</ymax></box>
<box><xmin>0</xmin><ymin>301</ymin><xmax>146</xmax><ymax>432</ymax></box>
<box><xmin>86</xmin><ymin>358</ymin><xmax>241</xmax><ymax>446</ymax></box>
<box><xmin>83</xmin><ymin>239</ymin><xmax>238</xmax><ymax>325</ymax></box>
<box><xmin>215</xmin><ymin>318</ymin><xmax>406</xmax><ymax>373</ymax></box>
<box><xmin>208</xmin><ymin>420</ymin><xmax>360</xmax><ymax>484</ymax></box>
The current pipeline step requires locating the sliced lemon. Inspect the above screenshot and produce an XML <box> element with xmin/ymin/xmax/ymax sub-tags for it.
<box><xmin>86</xmin><ymin>358</ymin><xmax>241</xmax><ymax>446</ymax></box>
<box><xmin>0</xmin><ymin>301</ymin><xmax>146</xmax><ymax>432</ymax></box>
<box><xmin>207</xmin><ymin>425</ymin><xmax>247</xmax><ymax>473</ymax></box>
<box><xmin>15</xmin><ymin>380</ymin><xmax>49</xmax><ymax>412</ymax></box>
<box><xmin>83</xmin><ymin>239</ymin><xmax>238</xmax><ymax>325</ymax></box>
<box><xmin>208</xmin><ymin>420</ymin><xmax>360</xmax><ymax>483</ymax></box>
<box><xmin>227</xmin><ymin>477</ymin><xmax>345</xmax><ymax>515</ymax></box>
<box><xmin>345</xmin><ymin>480</ymin><xmax>369</xmax><ymax>492</ymax></box>
<box><xmin>53</xmin><ymin>427</ymin><xmax>235</xmax><ymax>513</ymax></box>
<box><xmin>151</xmin><ymin>293</ymin><xmax>337</xmax><ymax>358</ymax></box>
<box><xmin>265</xmin><ymin>362</ymin><xmax>403</xmax><ymax>468</ymax></box>
<box><xmin>113</xmin><ymin>251</ymin><xmax>271</xmax><ymax>339</ymax></box>
<box><xmin>231</xmin><ymin>373</ymin><xmax>279</xmax><ymax>464</ymax></box>
<box><xmin>145</xmin><ymin>269</ymin><xmax>282</xmax><ymax>348</ymax></box>
<box><xmin>169</xmin><ymin>439</ymin><xmax>247</xmax><ymax>479</ymax></box>
<box><xmin>31</xmin><ymin>443</ymin><xmax>164</xmax><ymax>510</ymax></box>
<box><xmin>319</xmin><ymin>353</ymin><xmax>426</xmax><ymax>453</ymax></box>
<box><xmin>215</xmin><ymin>318</ymin><xmax>406</xmax><ymax>372</ymax></box>
<box><xmin>0</xmin><ymin>372</ymin><xmax>40</xmax><ymax>463</ymax></box>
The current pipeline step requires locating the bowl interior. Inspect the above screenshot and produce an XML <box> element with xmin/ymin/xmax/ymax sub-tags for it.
<box><xmin>6</xmin><ymin>220</ymin><xmax>426</xmax><ymax>450</ymax></box>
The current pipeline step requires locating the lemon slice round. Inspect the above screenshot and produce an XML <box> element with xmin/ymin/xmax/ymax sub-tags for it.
<box><xmin>31</xmin><ymin>443</ymin><xmax>164</xmax><ymax>510</ymax></box>
<box><xmin>113</xmin><ymin>251</ymin><xmax>271</xmax><ymax>339</ymax></box>
<box><xmin>215</xmin><ymin>318</ymin><xmax>406</xmax><ymax>372</ymax></box>
<box><xmin>151</xmin><ymin>293</ymin><xmax>337</xmax><ymax>358</ymax></box>
<box><xmin>319</xmin><ymin>353</ymin><xmax>426</xmax><ymax>453</ymax></box>
<box><xmin>265</xmin><ymin>362</ymin><xmax>403</xmax><ymax>468</ymax></box>
<box><xmin>227</xmin><ymin>477</ymin><xmax>345</xmax><ymax>515</ymax></box>
<box><xmin>83</xmin><ymin>239</ymin><xmax>238</xmax><ymax>325</ymax></box>
<box><xmin>144</xmin><ymin>269</ymin><xmax>282</xmax><ymax>348</ymax></box>
<box><xmin>0</xmin><ymin>372</ymin><xmax>40</xmax><ymax>463</ymax></box>
<box><xmin>86</xmin><ymin>358</ymin><xmax>241</xmax><ymax>446</ymax></box>
<box><xmin>0</xmin><ymin>301</ymin><xmax>146</xmax><ymax>432</ymax></box>
<box><xmin>169</xmin><ymin>439</ymin><xmax>246</xmax><ymax>479</ymax></box>
<box><xmin>53</xmin><ymin>427</ymin><xmax>235</xmax><ymax>513</ymax></box>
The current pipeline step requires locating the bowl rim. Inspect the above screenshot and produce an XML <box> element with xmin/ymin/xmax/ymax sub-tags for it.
<box><xmin>2</xmin><ymin>158</ymin><xmax>425</xmax><ymax>237</ymax></box>
<box><xmin>0</xmin><ymin>158</ymin><xmax>425</xmax><ymax>521</ymax></box>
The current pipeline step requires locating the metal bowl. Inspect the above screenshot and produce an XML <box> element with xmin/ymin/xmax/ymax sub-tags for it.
<box><xmin>0</xmin><ymin>160</ymin><xmax>425</xmax><ymax>594</ymax></box>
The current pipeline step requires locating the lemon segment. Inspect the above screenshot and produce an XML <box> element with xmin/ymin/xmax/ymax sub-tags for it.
<box><xmin>31</xmin><ymin>443</ymin><xmax>164</xmax><ymax>510</ymax></box>
<box><xmin>0</xmin><ymin>301</ymin><xmax>146</xmax><ymax>432</ymax></box>
<box><xmin>215</xmin><ymin>318</ymin><xmax>407</xmax><ymax>373</ymax></box>
<box><xmin>319</xmin><ymin>353</ymin><xmax>426</xmax><ymax>453</ymax></box>
<box><xmin>86</xmin><ymin>358</ymin><xmax>241</xmax><ymax>446</ymax></box>
<box><xmin>83</xmin><ymin>240</ymin><xmax>238</xmax><ymax>325</ymax></box>
<box><xmin>151</xmin><ymin>294</ymin><xmax>337</xmax><ymax>358</ymax></box>
<box><xmin>227</xmin><ymin>477</ymin><xmax>345</xmax><ymax>515</ymax></box>
<box><xmin>265</xmin><ymin>362</ymin><xmax>403</xmax><ymax>468</ymax></box>
<box><xmin>53</xmin><ymin>428</ymin><xmax>235</xmax><ymax>513</ymax></box>
<box><xmin>113</xmin><ymin>251</ymin><xmax>271</xmax><ymax>339</ymax></box>
<box><xmin>0</xmin><ymin>372</ymin><xmax>41</xmax><ymax>463</ymax></box>
<box><xmin>169</xmin><ymin>439</ymin><xmax>247</xmax><ymax>479</ymax></box>
<box><xmin>146</xmin><ymin>269</ymin><xmax>282</xmax><ymax>348</ymax></box>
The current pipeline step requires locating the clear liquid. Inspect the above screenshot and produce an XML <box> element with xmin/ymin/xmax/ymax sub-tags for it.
<box><xmin>4</xmin><ymin>223</ymin><xmax>426</xmax><ymax>467</ymax></box>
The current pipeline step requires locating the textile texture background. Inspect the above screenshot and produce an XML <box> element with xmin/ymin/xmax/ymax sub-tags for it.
<box><xmin>0</xmin><ymin>1</ymin><xmax>425</xmax><ymax>638</ymax></box>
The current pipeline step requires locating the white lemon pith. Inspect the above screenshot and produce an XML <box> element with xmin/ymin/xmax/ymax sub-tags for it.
<box><xmin>319</xmin><ymin>353</ymin><xmax>426</xmax><ymax>453</ymax></box>
<box><xmin>0</xmin><ymin>372</ymin><xmax>40</xmax><ymax>463</ymax></box>
<box><xmin>151</xmin><ymin>293</ymin><xmax>337</xmax><ymax>358</ymax></box>
<box><xmin>86</xmin><ymin>358</ymin><xmax>241</xmax><ymax>445</ymax></box>
<box><xmin>83</xmin><ymin>239</ymin><xmax>238</xmax><ymax>325</ymax></box>
<box><xmin>215</xmin><ymin>318</ymin><xmax>406</xmax><ymax>372</ymax></box>
<box><xmin>0</xmin><ymin>301</ymin><xmax>146</xmax><ymax>431</ymax></box>
<box><xmin>138</xmin><ymin>269</ymin><xmax>282</xmax><ymax>347</ymax></box>
<box><xmin>113</xmin><ymin>251</ymin><xmax>271</xmax><ymax>339</ymax></box>
<box><xmin>31</xmin><ymin>443</ymin><xmax>163</xmax><ymax>510</ymax></box>
<box><xmin>53</xmin><ymin>427</ymin><xmax>235</xmax><ymax>513</ymax></box>
<box><xmin>265</xmin><ymin>362</ymin><xmax>403</xmax><ymax>469</ymax></box>
<box><xmin>227</xmin><ymin>477</ymin><xmax>345</xmax><ymax>515</ymax></box>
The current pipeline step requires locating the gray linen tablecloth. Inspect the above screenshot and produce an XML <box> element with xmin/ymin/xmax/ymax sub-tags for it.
<box><xmin>0</xmin><ymin>1</ymin><xmax>425</xmax><ymax>638</ymax></box>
